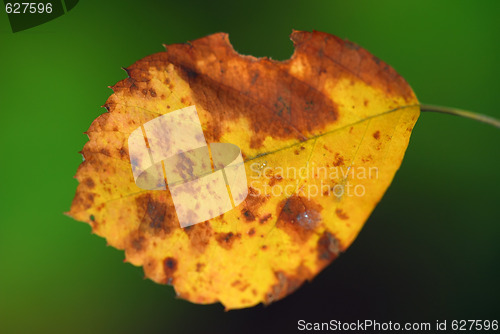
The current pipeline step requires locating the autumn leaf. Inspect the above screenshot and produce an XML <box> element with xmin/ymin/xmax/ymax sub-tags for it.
<box><xmin>68</xmin><ymin>30</ymin><xmax>419</xmax><ymax>309</ymax></box>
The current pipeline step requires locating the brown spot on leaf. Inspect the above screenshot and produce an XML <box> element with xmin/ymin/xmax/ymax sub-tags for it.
<box><xmin>333</xmin><ymin>153</ymin><xmax>344</xmax><ymax>167</ymax></box>
<box><xmin>130</xmin><ymin>235</ymin><xmax>146</xmax><ymax>252</ymax></box>
<box><xmin>362</xmin><ymin>154</ymin><xmax>373</xmax><ymax>163</ymax></box>
<box><xmin>323</xmin><ymin>145</ymin><xmax>333</xmax><ymax>153</ymax></box>
<box><xmin>119</xmin><ymin>148</ymin><xmax>128</xmax><ymax>159</ymax></box>
<box><xmin>231</xmin><ymin>280</ymin><xmax>250</xmax><ymax>292</ymax></box>
<box><xmin>264</xmin><ymin>267</ymin><xmax>310</xmax><ymax>304</ymax></box>
<box><xmin>269</xmin><ymin>174</ymin><xmax>283</xmax><ymax>186</ymax></box>
<box><xmin>242</xmin><ymin>209</ymin><xmax>256</xmax><ymax>222</ymax></box>
<box><xmin>259</xmin><ymin>213</ymin><xmax>272</xmax><ymax>224</ymax></box>
<box><xmin>373</xmin><ymin>130</ymin><xmax>380</xmax><ymax>140</ymax></box>
<box><xmin>276</xmin><ymin>196</ymin><xmax>322</xmax><ymax>242</ymax></box>
<box><xmin>135</xmin><ymin>193</ymin><xmax>178</xmax><ymax>236</ymax></box>
<box><xmin>317</xmin><ymin>231</ymin><xmax>341</xmax><ymax>263</ymax></box>
<box><xmin>100</xmin><ymin>148</ymin><xmax>110</xmax><ymax>156</ymax></box>
<box><xmin>335</xmin><ymin>208</ymin><xmax>349</xmax><ymax>220</ymax></box>
<box><xmin>184</xmin><ymin>221</ymin><xmax>213</xmax><ymax>253</ymax></box>
<box><xmin>196</xmin><ymin>262</ymin><xmax>205</xmax><ymax>272</ymax></box>
<box><xmin>244</xmin><ymin>187</ymin><xmax>269</xmax><ymax>216</ymax></box>
<box><xmin>85</xmin><ymin>178</ymin><xmax>95</xmax><ymax>189</ymax></box>
<box><xmin>163</xmin><ymin>257</ymin><xmax>177</xmax><ymax>283</ymax></box>
<box><xmin>215</xmin><ymin>232</ymin><xmax>242</xmax><ymax>249</ymax></box>
<box><xmin>248</xmin><ymin>227</ymin><xmax>256</xmax><ymax>236</ymax></box>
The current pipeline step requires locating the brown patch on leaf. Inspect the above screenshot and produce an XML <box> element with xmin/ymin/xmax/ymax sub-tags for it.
<box><xmin>196</xmin><ymin>262</ymin><xmax>205</xmax><ymax>272</ymax></box>
<box><xmin>323</xmin><ymin>145</ymin><xmax>333</xmax><ymax>154</ymax></box>
<box><xmin>373</xmin><ymin>130</ymin><xmax>380</xmax><ymax>140</ymax></box>
<box><xmin>100</xmin><ymin>148</ymin><xmax>110</xmax><ymax>156</ymax></box>
<box><xmin>183</xmin><ymin>221</ymin><xmax>213</xmax><ymax>253</ymax></box>
<box><xmin>162</xmin><ymin>31</ymin><xmax>415</xmax><ymax>148</ymax></box>
<box><xmin>361</xmin><ymin>154</ymin><xmax>373</xmax><ymax>163</ymax></box>
<box><xmin>119</xmin><ymin>148</ymin><xmax>128</xmax><ymax>159</ymax></box>
<box><xmin>71</xmin><ymin>190</ymin><xmax>95</xmax><ymax>210</ymax></box>
<box><xmin>242</xmin><ymin>187</ymin><xmax>269</xmax><ymax>222</ymax></box>
<box><xmin>264</xmin><ymin>264</ymin><xmax>312</xmax><ymax>304</ymax></box>
<box><xmin>130</xmin><ymin>234</ymin><xmax>146</xmax><ymax>252</ymax></box>
<box><xmin>242</xmin><ymin>209</ymin><xmax>256</xmax><ymax>222</ymax></box>
<box><xmin>317</xmin><ymin>231</ymin><xmax>341</xmax><ymax>263</ymax></box>
<box><xmin>231</xmin><ymin>280</ymin><xmax>250</xmax><ymax>292</ymax></box>
<box><xmin>269</xmin><ymin>174</ymin><xmax>283</xmax><ymax>186</ymax></box>
<box><xmin>276</xmin><ymin>196</ymin><xmax>322</xmax><ymax>242</ymax></box>
<box><xmin>245</xmin><ymin>187</ymin><xmax>269</xmax><ymax>207</ymax></box>
<box><xmin>259</xmin><ymin>213</ymin><xmax>272</xmax><ymax>224</ymax></box>
<box><xmin>215</xmin><ymin>232</ymin><xmax>242</xmax><ymax>250</ymax></box>
<box><xmin>163</xmin><ymin>257</ymin><xmax>178</xmax><ymax>283</ymax></box>
<box><xmin>335</xmin><ymin>208</ymin><xmax>349</xmax><ymax>220</ymax></box>
<box><xmin>84</xmin><ymin>178</ymin><xmax>95</xmax><ymax>189</ymax></box>
<box><xmin>333</xmin><ymin>153</ymin><xmax>344</xmax><ymax>167</ymax></box>
<box><xmin>166</xmin><ymin>34</ymin><xmax>342</xmax><ymax>147</ymax></box>
<box><xmin>135</xmin><ymin>193</ymin><xmax>178</xmax><ymax>236</ymax></box>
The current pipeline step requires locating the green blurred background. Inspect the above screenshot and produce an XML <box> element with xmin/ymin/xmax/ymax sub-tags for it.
<box><xmin>1</xmin><ymin>0</ymin><xmax>499</xmax><ymax>333</ymax></box>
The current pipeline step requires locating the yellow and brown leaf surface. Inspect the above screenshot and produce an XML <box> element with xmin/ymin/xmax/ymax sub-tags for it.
<box><xmin>68</xmin><ymin>30</ymin><xmax>419</xmax><ymax>309</ymax></box>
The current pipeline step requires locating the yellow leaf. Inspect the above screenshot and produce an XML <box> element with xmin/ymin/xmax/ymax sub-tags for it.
<box><xmin>68</xmin><ymin>30</ymin><xmax>419</xmax><ymax>309</ymax></box>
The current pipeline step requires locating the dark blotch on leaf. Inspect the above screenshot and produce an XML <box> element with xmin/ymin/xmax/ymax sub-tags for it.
<box><xmin>85</xmin><ymin>178</ymin><xmax>95</xmax><ymax>189</ymax></box>
<box><xmin>317</xmin><ymin>231</ymin><xmax>341</xmax><ymax>263</ymax></box>
<box><xmin>259</xmin><ymin>213</ymin><xmax>272</xmax><ymax>224</ymax></box>
<box><xmin>333</xmin><ymin>153</ymin><xmax>344</xmax><ymax>167</ymax></box>
<box><xmin>163</xmin><ymin>257</ymin><xmax>178</xmax><ymax>283</ymax></box>
<box><xmin>131</xmin><ymin>236</ymin><xmax>146</xmax><ymax>251</ymax></box>
<box><xmin>242</xmin><ymin>209</ymin><xmax>256</xmax><ymax>222</ymax></box>
<box><xmin>335</xmin><ymin>208</ymin><xmax>349</xmax><ymax>220</ymax></box>
<box><xmin>216</xmin><ymin>232</ymin><xmax>242</xmax><ymax>249</ymax></box>
<box><xmin>183</xmin><ymin>221</ymin><xmax>212</xmax><ymax>253</ymax></box>
<box><xmin>276</xmin><ymin>196</ymin><xmax>322</xmax><ymax>242</ymax></box>
<box><xmin>264</xmin><ymin>269</ymin><xmax>308</xmax><ymax>304</ymax></box>
<box><xmin>135</xmin><ymin>193</ymin><xmax>178</xmax><ymax>235</ymax></box>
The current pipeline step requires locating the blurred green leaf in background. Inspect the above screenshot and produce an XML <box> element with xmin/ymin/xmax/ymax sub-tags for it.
<box><xmin>0</xmin><ymin>0</ymin><xmax>498</xmax><ymax>333</ymax></box>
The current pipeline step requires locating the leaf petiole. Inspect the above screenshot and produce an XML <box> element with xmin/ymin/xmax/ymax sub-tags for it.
<box><xmin>420</xmin><ymin>104</ymin><xmax>500</xmax><ymax>129</ymax></box>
